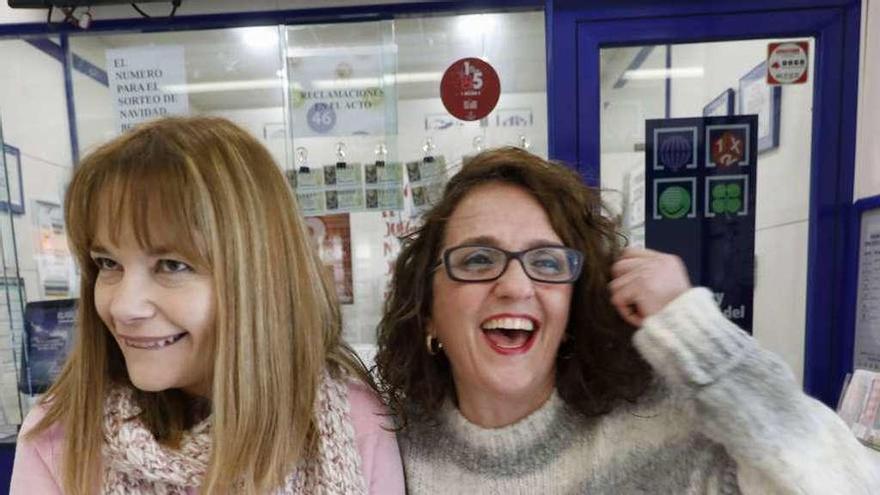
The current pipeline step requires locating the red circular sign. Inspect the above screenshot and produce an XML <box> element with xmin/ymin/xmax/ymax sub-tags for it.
<box><xmin>767</xmin><ymin>41</ymin><xmax>809</xmax><ymax>85</ymax></box>
<box><xmin>440</xmin><ymin>57</ymin><xmax>500</xmax><ymax>121</ymax></box>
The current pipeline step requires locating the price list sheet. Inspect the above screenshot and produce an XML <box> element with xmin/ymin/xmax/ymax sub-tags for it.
<box><xmin>855</xmin><ymin>208</ymin><xmax>880</xmax><ymax>371</ymax></box>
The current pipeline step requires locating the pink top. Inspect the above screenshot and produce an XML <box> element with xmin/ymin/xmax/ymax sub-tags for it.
<box><xmin>9</xmin><ymin>381</ymin><xmax>404</xmax><ymax>494</ymax></box>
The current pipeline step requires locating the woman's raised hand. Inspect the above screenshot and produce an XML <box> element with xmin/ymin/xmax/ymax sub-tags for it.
<box><xmin>609</xmin><ymin>248</ymin><xmax>692</xmax><ymax>327</ymax></box>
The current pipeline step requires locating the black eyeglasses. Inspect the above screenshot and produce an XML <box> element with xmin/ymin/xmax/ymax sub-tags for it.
<box><xmin>436</xmin><ymin>244</ymin><xmax>584</xmax><ymax>283</ymax></box>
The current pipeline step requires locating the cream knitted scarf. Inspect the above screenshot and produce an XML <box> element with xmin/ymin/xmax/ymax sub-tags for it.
<box><xmin>101</xmin><ymin>373</ymin><xmax>366</xmax><ymax>494</ymax></box>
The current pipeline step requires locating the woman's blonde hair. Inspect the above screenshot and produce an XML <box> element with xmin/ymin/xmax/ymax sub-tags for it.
<box><xmin>27</xmin><ymin>116</ymin><xmax>368</xmax><ymax>494</ymax></box>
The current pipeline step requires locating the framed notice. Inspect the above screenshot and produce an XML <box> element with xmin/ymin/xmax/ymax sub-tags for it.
<box><xmin>852</xmin><ymin>196</ymin><xmax>880</xmax><ymax>372</ymax></box>
<box><xmin>703</xmin><ymin>88</ymin><xmax>735</xmax><ymax>117</ymax></box>
<box><xmin>1</xmin><ymin>144</ymin><xmax>24</xmax><ymax>215</ymax></box>
<box><xmin>738</xmin><ymin>61</ymin><xmax>781</xmax><ymax>153</ymax></box>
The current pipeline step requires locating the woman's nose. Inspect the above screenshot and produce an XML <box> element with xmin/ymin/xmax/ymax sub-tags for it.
<box><xmin>107</xmin><ymin>274</ymin><xmax>156</xmax><ymax>325</ymax></box>
<box><xmin>492</xmin><ymin>259</ymin><xmax>536</xmax><ymax>300</ymax></box>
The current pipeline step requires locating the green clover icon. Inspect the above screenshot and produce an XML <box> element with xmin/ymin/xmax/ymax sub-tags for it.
<box><xmin>711</xmin><ymin>182</ymin><xmax>743</xmax><ymax>215</ymax></box>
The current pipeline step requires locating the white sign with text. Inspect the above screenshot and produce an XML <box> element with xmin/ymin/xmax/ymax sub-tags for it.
<box><xmin>106</xmin><ymin>45</ymin><xmax>190</xmax><ymax>133</ymax></box>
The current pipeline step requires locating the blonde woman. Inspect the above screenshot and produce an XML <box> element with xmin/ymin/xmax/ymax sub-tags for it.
<box><xmin>10</xmin><ymin>117</ymin><xmax>404</xmax><ymax>494</ymax></box>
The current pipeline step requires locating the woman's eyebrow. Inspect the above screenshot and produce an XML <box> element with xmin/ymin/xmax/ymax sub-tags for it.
<box><xmin>144</xmin><ymin>246</ymin><xmax>178</xmax><ymax>257</ymax></box>
<box><xmin>89</xmin><ymin>244</ymin><xmax>110</xmax><ymax>255</ymax></box>
<box><xmin>454</xmin><ymin>236</ymin><xmax>565</xmax><ymax>249</ymax></box>
<box><xmin>456</xmin><ymin>235</ymin><xmax>499</xmax><ymax>246</ymax></box>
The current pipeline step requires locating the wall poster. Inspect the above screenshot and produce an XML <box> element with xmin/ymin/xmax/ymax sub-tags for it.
<box><xmin>305</xmin><ymin>214</ymin><xmax>354</xmax><ymax>304</ymax></box>
<box><xmin>19</xmin><ymin>299</ymin><xmax>76</xmax><ymax>396</ymax></box>
<box><xmin>34</xmin><ymin>200</ymin><xmax>75</xmax><ymax>298</ymax></box>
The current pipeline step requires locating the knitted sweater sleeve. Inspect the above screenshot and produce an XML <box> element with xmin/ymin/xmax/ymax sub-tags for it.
<box><xmin>633</xmin><ymin>287</ymin><xmax>880</xmax><ymax>495</ymax></box>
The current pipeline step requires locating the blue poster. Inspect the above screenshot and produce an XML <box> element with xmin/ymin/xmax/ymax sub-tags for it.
<box><xmin>645</xmin><ymin>116</ymin><xmax>757</xmax><ymax>333</ymax></box>
<box><xmin>19</xmin><ymin>299</ymin><xmax>76</xmax><ymax>395</ymax></box>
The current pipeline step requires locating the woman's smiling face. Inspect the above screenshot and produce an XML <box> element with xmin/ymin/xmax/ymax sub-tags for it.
<box><xmin>92</xmin><ymin>221</ymin><xmax>215</xmax><ymax>397</ymax></box>
<box><xmin>429</xmin><ymin>182</ymin><xmax>573</xmax><ymax>423</ymax></box>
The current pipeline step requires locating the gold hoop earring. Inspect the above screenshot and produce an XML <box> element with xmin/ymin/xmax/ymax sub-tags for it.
<box><xmin>426</xmin><ymin>334</ymin><xmax>443</xmax><ymax>355</ymax></box>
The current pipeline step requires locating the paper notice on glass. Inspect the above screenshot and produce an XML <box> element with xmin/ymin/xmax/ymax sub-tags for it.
<box><xmin>287</xmin><ymin>168</ymin><xmax>326</xmax><ymax>217</ymax></box>
<box><xmin>324</xmin><ymin>164</ymin><xmax>365</xmax><ymax>213</ymax></box>
<box><xmin>105</xmin><ymin>45</ymin><xmax>190</xmax><ymax>134</ymax></box>
<box><xmin>289</xmin><ymin>167</ymin><xmax>323</xmax><ymax>191</ymax></box>
<box><xmin>296</xmin><ymin>191</ymin><xmax>325</xmax><ymax>216</ymax></box>
<box><xmin>288</xmin><ymin>45</ymin><xmax>396</xmax><ymax>137</ymax></box>
<box><xmin>855</xmin><ymin>209</ymin><xmax>880</xmax><ymax>371</ymax></box>
<box><xmin>365</xmin><ymin>162</ymin><xmax>404</xmax><ymax>211</ymax></box>
<box><xmin>365</xmin><ymin>188</ymin><xmax>404</xmax><ymax>211</ymax></box>
<box><xmin>406</xmin><ymin>156</ymin><xmax>447</xmax><ymax>213</ymax></box>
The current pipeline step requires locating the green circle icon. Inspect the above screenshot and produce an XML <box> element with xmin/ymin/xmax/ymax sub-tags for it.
<box><xmin>658</xmin><ymin>186</ymin><xmax>691</xmax><ymax>219</ymax></box>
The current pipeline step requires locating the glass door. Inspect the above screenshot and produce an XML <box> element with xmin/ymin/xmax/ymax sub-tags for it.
<box><xmin>548</xmin><ymin>3</ymin><xmax>860</xmax><ymax>405</ymax></box>
<box><xmin>599</xmin><ymin>38</ymin><xmax>815</xmax><ymax>384</ymax></box>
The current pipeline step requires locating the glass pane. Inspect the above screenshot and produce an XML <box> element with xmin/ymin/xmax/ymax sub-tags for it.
<box><xmin>284</xmin><ymin>12</ymin><xmax>547</xmax><ymax>351</ymax></box>
<box><xmin>0</xmin><ymin>36</ymin><xmax>71</xmax><ymax>433</ymax></box>
<box><xmin>62</xmin><ymin>11</ymin><xmax>546</xmax><ymax>359</ymax></box>
<box><xmin>69</xmin><ymin>26</ymin><xmax>288</xmax><ymax>162</ymax></box>
<box><xmin>0</xmin><ymin>9</ymin><xmax>546</xmax><ymax>429</ymax></box>
<box><xmin>600</xmin><ymin>38</ymin><xmax>815</xmax><ymax>383</ymax></box>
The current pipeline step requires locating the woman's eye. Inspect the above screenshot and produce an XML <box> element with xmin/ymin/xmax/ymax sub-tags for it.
<box><xmin>462</xmin><ymin>253</ymin><xmax>496</xmax><ymax>269</ymax></box>
<box><xmin>93</xmin><ymin>257</ymin><xmax>119</xmax><ymax>271</ymax></box>
<box><xmin>157</xmin><ymin>259</ymin><xmax>193</xmax><ymax>273</ymax></box>
<box><xmin>530</xmin><ymin>256</ymin><xmax>563</xmax><ymax>273</ymax></box>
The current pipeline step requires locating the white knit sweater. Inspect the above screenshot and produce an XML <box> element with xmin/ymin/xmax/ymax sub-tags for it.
<box><xmin>399</xmin><ymin>288</ymin><xmax>880</xmax><ymax>494</ymax></box>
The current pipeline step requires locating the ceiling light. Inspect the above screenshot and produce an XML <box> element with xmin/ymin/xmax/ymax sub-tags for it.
<box><xmin>162</xmin><ymin>79</ymin><xmax>287</xmax><ymax>94</ymax></box>
<box><xmin>622</xmin><ymin>67</ymin><xmax>704</xmax><ymax>80</ymax></box>
<box><xmin>242</xmin><ymin>27</ymin><xmax>278</xmax><ymax>49</ymax></box>
<box><xmin>310</xmin><ymin>72</ymin><xmax>442</xmax><ymax>90</ymax></box>
<box><xmin>457</xmin><ymin>14</ymin><xmax>497</xmax><ymax>37</ymax></box>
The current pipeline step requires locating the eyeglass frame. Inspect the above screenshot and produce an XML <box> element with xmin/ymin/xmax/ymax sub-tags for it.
<box><xmin>433</xmin><ymin>244</ymin><xmax>585</xmax><ymax>284</ymax></box>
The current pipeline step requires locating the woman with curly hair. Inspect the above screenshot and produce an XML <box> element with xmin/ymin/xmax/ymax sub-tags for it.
<box><xmin>10</xmin><ymin>116</ymin><xmax>403</xmax><ymax>494</ymax></box>
<box><xmin>375</xmin><ymin>147</ymin><xmax>878</xmax><ymax>493</ymax></box>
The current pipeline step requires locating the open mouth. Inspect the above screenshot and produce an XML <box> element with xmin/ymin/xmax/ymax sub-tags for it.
<box><xmin>122</xmin><ymin>332</ymin><xmax>188</xmax><ymax>350</ymax></box>
<box><xmin>480</xmin><ymin>316</ymin><xmax>538</xmax><ymax>355</ymax></box>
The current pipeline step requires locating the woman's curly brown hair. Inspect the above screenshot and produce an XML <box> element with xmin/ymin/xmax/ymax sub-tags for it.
<box><xmin>374</xmin><ymin>147</ymin><xmax>653</xmax><ymax>428</ymax></box>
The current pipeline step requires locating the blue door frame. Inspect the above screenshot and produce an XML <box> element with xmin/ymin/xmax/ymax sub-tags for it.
<box><xmin>546</xmin><ymin>0</ymin><xmax>861</xmax><ymax>407</ymax></box>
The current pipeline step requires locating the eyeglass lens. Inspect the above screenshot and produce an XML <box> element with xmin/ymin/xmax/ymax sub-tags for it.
<box><xmin>446</xmin><ymin>246</ymin><xmax>580</xmax><ymax>282</ymax></box>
